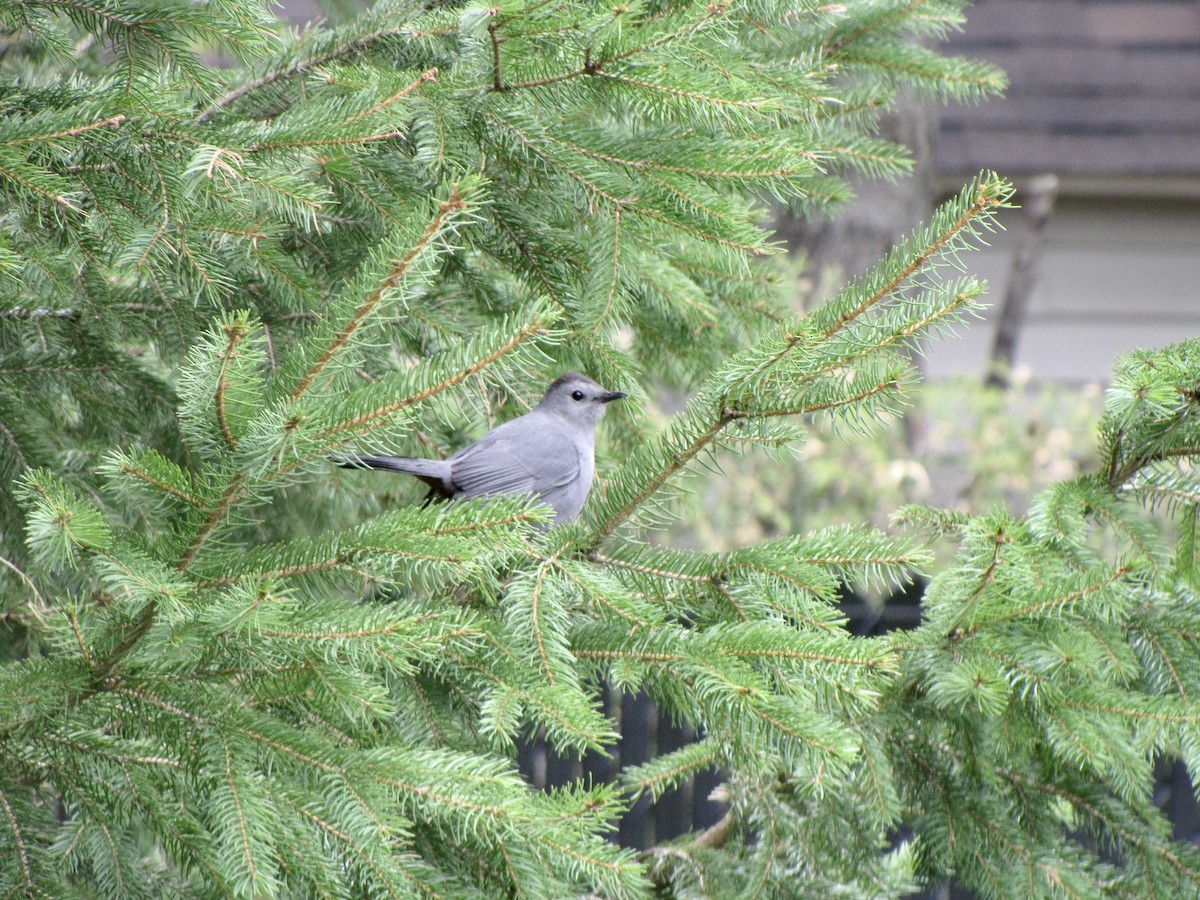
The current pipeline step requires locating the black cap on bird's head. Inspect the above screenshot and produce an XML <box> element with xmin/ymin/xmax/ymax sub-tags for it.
<box><xmin>538</xmin><ymin>373</ymin><xmax>627</xmax><ymax>425</ymax></box>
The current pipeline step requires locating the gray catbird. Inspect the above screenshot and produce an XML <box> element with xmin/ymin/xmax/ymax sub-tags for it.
<box><xmin>337</xmin><ymin>373</ymin><xmax>627</xmax><ymax>524</ymax></box>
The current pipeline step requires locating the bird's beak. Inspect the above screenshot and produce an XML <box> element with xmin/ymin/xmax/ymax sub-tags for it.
<box><xmin>600</xmin><ymin>391</ymin><xmax>628</xmax><ymax>403</ymax></box>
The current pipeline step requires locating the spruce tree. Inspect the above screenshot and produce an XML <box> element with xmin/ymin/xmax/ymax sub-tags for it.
<box><xmin>2</xmin><ymin>1</ymin><xmax>1198</xmax><ymax>897</ymax></box>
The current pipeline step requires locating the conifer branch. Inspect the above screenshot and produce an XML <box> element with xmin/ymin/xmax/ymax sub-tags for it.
<box><xmin>0</xmin><ymin>554</ymin><xmax>48</xmax><ymax>627</ymax></box>
<box><xmin>2</xmin><ymin>114</ymin><xmax>126</xmax><ymax>146</ymax></box>
<box><xmin>727</xmin><ymin>375</ymin><xmax>902</xmax><ymax>420</ymax></box>
<box><xmin>1128</xmin><ymin>481</ymin><xmax>1200</xmax><ymax>509</ymax></box>
<box><xmin>840</xmin><ymin>50</ymin><xmax>1005</xmax><ymax>95</ymax></box>
<box><xmin>0</xmin><ymin>161</ymin><xmax>80</xmax><ymax>209</ymax></box>
<box><xmin>532</xmin><ymin>834</ymin><xmax>631</xmax><ymax>877</ymax></box>
<box><xmin>710</xmin><ymin>581</ymin><xmax>749</xmax><ymax>621</ymax></box>
<box><xmin>960</xmin><ymin>565</ymin><xmax>1131</xmax><ymax>637</ymax></box>
<box><xmin>622</xmin><ymin>744</ymin><xmax>722</xmax><ymax>799</ymax></box>
<box><xmin>489</xmin><ymin>207</ymin><xmax>565</xmax><ymax>305</ymax></box>
<box><xmin>195</xmin><ymin>545</ymin><xmax>470</xmax><ymax>588</ymax></box>
<box><xmin>65</xmin><ymin>609</ymin><xmax>90</xmax><ymax>662</ymax></box>
<box><xmin>220</xmin><ymin>735</ymin><xmax>259</xmax><ymax>887</ymax></box>
<box><xmin>824</xmin><ymin>0</ymin><xmax>929</xmax><ymax>54</ymax></box>
<box><xmin>443</xmin><ymin>651</ymin><xmax>602</xmax><ymax>746</ymax></box>
<box><xmin>933</xmin><ymin>739</ymin><xmax>1197</xmax><ymax>883</ymax></box>
<box><xmin>136</xmin><ymin>157</ymin><xmax>172</xmax><ymax>268</ymax></box>
<box><xmin>1087</xmin><ymin>500</ymin><xmax>1162</xmax><ymax>572</ymax></box>
<box><xmin>629</xmin><ymin>203</ymin><xmax>763</xmax><ymax>253</ymax></box>
<box><xmin>1108</xmin><ymin>444</ymin><xmax>1200</xmax><ymax>490</ymax></box>
<box><xmin>428</xmin><ymin>512</ymin><xmax>542</xmax><ymax>536</ymax></box>
<box><xmin>485</xmin><ymin>113</ymin><xmax>624</xmax><ymax>207</ymax></box>
<box><xmin>489</xmin><ymin>20</ymin><xmax>505</xmax><ymax>91</ymax></box>
<box><xmin>344</xmin><ymin>68</ymin><xmax>439</xmax><ymax>124</ymax></box>
<box><xmin>819</xmin><ymin>143</ymin><xmax>906</xmax><ymax>171</ymax></box>
<box><xmin>92</xmin><ymin>601</ymin><xmax>158</xmax><ymax>683</ymax></box>
<box><xmin>574</xmin><ymin>645</ymin><xmax>894</xmax><ymax>670</ymax></box>
<box><xmin>291</xmin><ymin>188</ymin><xmax>468</xmax><ymax>403</ymax></box>
<box><xmin>1140</xmin><ymin>628</ymin><xmax>1188</xmax><ymax>697</ymax></box>
<box><xmin>116</xmin><ymin>463</ymin><xmax>204</xmax><ymax>508</ymax></box>
<box><xmin>176</xmin><ymin>475</ymin><xmax>247</xmax><ymax>570</ymax></box>
<box><xmin>750</xmin><ymin>707</ymin><xmax>841</xmax><ymax>755</ymax></box>
<box><xmin>643</xmin><ymin>172</ymin><xmax>745</xmax><ymax>232</ymax></box>
<box><xmin>497</xmin><ymin>9</ymin><xmax>717</xmax><ymax>92</ymax></box>
<box><xmin>228</xmin><ymin>719</ymin><xmax>342</xmax><ymax>773</ymax></box>
<box><xmin>214</xmin><ymin>320</ymin><xmax>249</xmax><ymax>452</ymax></box>
<box><xmin>316</xmin><ymin>317</ymin><xmax>546</xmax><ymax>441</ymax></box>
<box><xmin>596</xmin><ymin>71</ymin><xmax>776</xmax><ymax>110</ymax></box>
<box><xmin>1</xmin><ymin>599</ymin><xmax>170</xmax><ymax>742</ymax></box>
<box><xmin>373</xmin><ymin>774</ymin><xmax>506</xmax><ymax>819</ymax></box>
<box><xmin>585</xmin><ymin>551</ymin><xmax>710</xmax><ymax>584</ymax></box>
<box><xmin>499</xmin><ymin>63</ymin><xmax>590</xmax><ymax>92</ymax></box>
<box><xmin>258</xmin><ymin>619</ymin><xmax>470</xmax><ymax>643</ymax></box>
<box><xmin>730</xmin><ymin>176</ymin><xmax>1008</xmax><ymax>397</ymax></box>
<box><xmin>195</xmin><ymin>557</ymin><xmax>349</xmax><ymax>588</ymax></box>
<box><xmin>247</xmin><ymin>131</ymin><xmax>407</xmax><ymax>152</ymax></box>
<box><xmin>572</xmin><ymin>648</ymin><xmax>684</xmax><ymax>664</ymax></box>
<box><xmin>592</xmin><ymin>412</ymin><xmax>731</xmax><ymax>542</ymax></box>
<box><xmin>492</xmin><ymin>110</ymin><xmax>766</xmax><ymax>249</ymax></box>
<box><xmin>496</xmin><ymin>841</ymin><xmax>527</xmax><ymax>898</ymax></box>
<box><xmin>106</xmin><ymin>685</ymin><xmax>206</xmax><ymax>729</ymax></box>
<box><xmin>597</xmin><ymin>207</ymin><xmax>622</xmax><ymax>329</ymax></box>
<box><xmin>545</xmin><ymin>133</ymin><xmax>806</xmax><ymax>180</ymax></box>
<box><xmin>196</xmin><ymin>24</ymin><xmax>420</xmax><ymax>123</ymax></box>
<box><xmin>726</xmin><ymin>646</ymin><xmax>899</xmax><ymax>670</ymax></box>
<box><xmin>0</xmin><ymin>417</ymin><xmax>31</xmax><ymax>470</ymax></box>
<box><xmin>36</xmin><ymin>0</ymin><xmax>166</xmax><ymax>44</ymax></box>
<box><xmin>1063</xmin><ymin>697</ymin><xmax>1200</xmax><ymax>727</ymax></box>
<box><xmin>0</xmin><ymin>789</ymin><xmax>33</xmax><ymax>891</ymax></box>
<box><xmin>43</xmin><ymin>733</ymin><xmax>183</xmax><ymax>769</ymax></box>
<box><xmin>531</xmin><ymin>564</ymin><xmax>556</xmax><ymax>685</ymax></box>
<box><xmin>0</xmin><ymin>307</ymin><xmax>84</xmax><ymax>319</ymax></box>
<box><xmin>718</xmin><ymin>559</ymin><xmax>835</xmax><ymax>594</ymax></box>
<box><xmin>551</xmin><ymin>562</ymin><xmax>655</xmax><ymax>628</ymax></box>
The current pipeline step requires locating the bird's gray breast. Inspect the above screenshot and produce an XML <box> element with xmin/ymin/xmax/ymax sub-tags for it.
<box><xmin>540</xmin><ymin>440</ymin><xmax>593</xmax><ymax>523</ymax></box>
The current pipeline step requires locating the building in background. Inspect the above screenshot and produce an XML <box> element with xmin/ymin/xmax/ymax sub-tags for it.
<box><xmin>929</xmin><ymin>0</ymin><xmax>1200</xmax><ymax>381</ymax></box>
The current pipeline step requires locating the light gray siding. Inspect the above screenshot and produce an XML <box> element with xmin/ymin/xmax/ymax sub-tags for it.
<box><xmin>922</xmin><ymin>195</ymin><xmax>1200</xmax><ymax>381</ymax></box>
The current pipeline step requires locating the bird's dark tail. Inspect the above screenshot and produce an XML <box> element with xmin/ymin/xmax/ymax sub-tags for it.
<box><xmin>333</xmin><ymin>454</ymin><xmax>452</xmax><ymax>496</ymax></box>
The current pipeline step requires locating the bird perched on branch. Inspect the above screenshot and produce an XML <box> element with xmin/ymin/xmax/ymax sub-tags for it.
<box><xmin>337</xmin><ymin>373</ymin><xmax>627</xmax><ymax>524</ymax></box>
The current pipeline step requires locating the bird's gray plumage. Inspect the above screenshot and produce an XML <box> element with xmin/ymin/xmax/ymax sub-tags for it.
<box><xmin>337</xmin><ymin>373</ymin><xmax>626</xmax><ymax>524</ymax></box>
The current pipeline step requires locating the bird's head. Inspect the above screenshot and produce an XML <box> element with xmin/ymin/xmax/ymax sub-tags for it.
<box><xmin>537</xmin><ymin>372</ymin><xmax>627</xmax><ymax>429</ymax></box>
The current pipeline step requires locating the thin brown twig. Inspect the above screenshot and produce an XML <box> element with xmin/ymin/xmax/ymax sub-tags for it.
<box><xmin>0</xmin><ymin>554</ymin><xmax>48</xmax><ymax>627</ymax></box>
<box><xmin>214</xmin><ymin>321</ymin><xmax>249</xmax><ymax>452</ymax></box>
<box><xmin>290</xmin><ymin>187</ymin><xmax>466</xmax><ymax>402</ymax></box>
<box><xmin>489</xmin><ymin>20</ymin><xmax>506</xmax><ymax>91</ymax></box>
<box><xmin>3</xmin><ymin>114</ymin><xmax>126</xmax><ymax>146</ymax></box>
<box><xmin>176</xmin><ymin>475</ymin><xmax>247</xmax><ymax>570</ymax></box>
<box><xmin>117</xmin><ymin>462</ymin><xmax>204</xmax><ymax>509</ymax></box>
<box><xmin>497</xmin><ymin>10</ymin><xmax>716</xmax><ymax>93</ymax></box>
<box><xmin>316</xmin><ymin>318</ymin><xmax>546</xmax><ymax>441</ymax></box>
<box><xmin>343</xmin><ymin>67</ymin><xmax>439</xmax><ymax>124</ymax></box>
<box><xmin>196</xmin><ymin>25</ymin><xmax>419</xmax><ymax>123</ymax></box>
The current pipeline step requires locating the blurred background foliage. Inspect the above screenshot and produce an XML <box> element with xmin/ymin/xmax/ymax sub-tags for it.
<box><xmin>684</xmin><ymin>374</ymin><xmax>1104</xmax><ymax>552</ymax></box>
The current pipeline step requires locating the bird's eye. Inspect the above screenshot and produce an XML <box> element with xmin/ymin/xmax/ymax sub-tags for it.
<box><xmin>571</xmin><ymin>390</ymin><xmax>585</xmax><ymax>401</ymax></box>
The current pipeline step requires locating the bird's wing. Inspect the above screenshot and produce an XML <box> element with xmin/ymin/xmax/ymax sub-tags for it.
<box><xmin>449</xmin><ymin>418</ymin><xmax>580</xmax><ymax>500</ymax></box>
